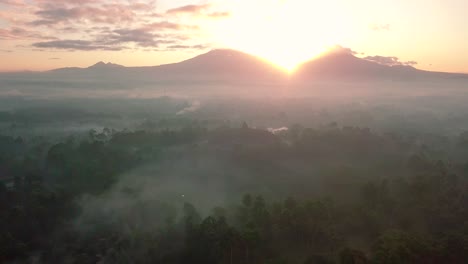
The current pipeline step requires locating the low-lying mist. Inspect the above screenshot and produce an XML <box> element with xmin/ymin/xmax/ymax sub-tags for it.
<box><xmin>1</xmin><ymin>71</ymin><xmax>468</xmax><ymax>263</ymax></box>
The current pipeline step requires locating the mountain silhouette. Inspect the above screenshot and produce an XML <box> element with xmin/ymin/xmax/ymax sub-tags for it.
<box><xmin>293</xmin><ymin>48</ymin><xmax>466</xmax><ymax>82</ymax></box>
<box><xmin>88</xmin><ymin>61</ymin><xmax>124</xmax><ymax>69</ymax></box>
<box><xmin>41</xmin><ymin>49</ymin><xmax>286</xmax><ymax>84</ymax></box>
<box><xmin>144</xmin><ymin>49</ymin><xmax>286</xmax><ymax>83</ymax></box>
<box><xmin>295</xmin><ymin>49</ymin><xmax>418</xmax><ymax>81</ymax></box>
<box><xmin>1</xmin><ymin>49</ymin><xmax>466</xmax><ymax>90</ymax></box>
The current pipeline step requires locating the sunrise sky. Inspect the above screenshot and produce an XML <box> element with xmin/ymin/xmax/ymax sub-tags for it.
<box><xmin>0</xmin><ymin>0</ymin><xmax>466</xmax><ymax>73</ymax></box>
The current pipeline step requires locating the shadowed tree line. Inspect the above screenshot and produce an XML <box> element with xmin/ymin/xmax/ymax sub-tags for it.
<box><xmin>0</xmin><ymin>124</ymin><xmax>467</xmax><ymax>263</ymax></box>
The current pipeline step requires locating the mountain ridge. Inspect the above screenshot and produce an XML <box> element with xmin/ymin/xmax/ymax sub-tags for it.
<box><xmin>49</xmin><ymin>49</ymin><xmax>467</xmax><ymax>79</ymax></box>
<box><xmin>88</xmin><ymin>61</ymin><xmax>124</xmax><ymax>69</ymax></box>
<box><xmin>1</xmin><ymin>49</ymin><xmax>466</xmax><ymax>84</ymax></box>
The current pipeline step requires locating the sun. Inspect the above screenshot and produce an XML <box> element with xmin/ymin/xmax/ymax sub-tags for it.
<box><xmin>206</xmin><ymin>0</ymin><xmax>348</xmax><ymax>72</ymax></box>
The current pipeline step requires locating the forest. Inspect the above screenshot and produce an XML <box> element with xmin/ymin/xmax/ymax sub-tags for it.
<box><xmin>1</xmin><ymin>0</ymin><xmax>468</xmax><ymax>262</ymax></box>
<box><xmin>1</xmin><ymin>110</ymin><xmax>467</xmax><ymax>263</ymax></box>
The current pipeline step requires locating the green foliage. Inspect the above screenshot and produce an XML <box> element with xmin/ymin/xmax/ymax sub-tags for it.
<box><xmin>372</xmin><ymin>230</ymin><xmax>432</xmax><ymax>264</ymax></box>
<box><xmin>0</xmin><ymin>125</ymin><xmax>467</xmax><ymax>263</ymax></box>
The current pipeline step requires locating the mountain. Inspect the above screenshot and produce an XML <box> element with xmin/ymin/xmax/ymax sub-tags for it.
<box><xmin>293</xmin><ymin>49</ymin><xmax>466</xmax><ymax>82</ymax></box>
<box><xmin>41</xmin><ymin>49</ymin><xmax>286</xmax><ymax>85</ymax></box>
<box><xmin>295</xmin><ymin>49</ymin><xmax>415</xmax><ymax>81</ymax></box>
<box><xmin>142</xmin><ymin>49</ymin><xmax>287</xmax><ymax>83</ymax></box>
<box><xmin>88</xmin><ymin>61</ymin><xmax>124</xmax><ymax>69</ymax></box>
<box><xmin>47</xmin><ymin>61</ymin><xmax>124</xmax><ymax>75</ymax></box>
<box><xmin>160</xmin><ymin>49</ymin><xmax>281</xmax><ymax>74</ymax></box>
<box><xmin>43</xmin><ymin>48</ymin><xmax>465</xmax><ymax>83</ymax></box>
<box><xmin>1</xmin><ymin>49</ymin><xmax>466</xmax><ymax>92</ymax></box>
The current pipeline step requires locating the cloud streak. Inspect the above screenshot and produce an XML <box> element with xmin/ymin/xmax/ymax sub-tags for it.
<box><xmin>0</xmin><ymin>27</ymin><xmax>54</xmax><ymax>40</ymax></box>
<box><xmin>33</xmin><ymin>39</ymin><xmax>123</xmax><ymax>51</ymax></box>
<box><xmin>1</xmin><ymin>0</ymin><xmax>228</xmax><ymax>52</ymax></box>
<box><xmin>166</xmin><ymin>4</ymin><xmax>211</xmax><ymax>15</ymax></box>
<box><xmin>364</xmin><ymin>55</ymin><xmax>417</xmax><ymax>67</ymax></box>
<box><xmin>166</xmin><ymin>4</ymin><xmax>230</xmax><ymax>18</ymax></box>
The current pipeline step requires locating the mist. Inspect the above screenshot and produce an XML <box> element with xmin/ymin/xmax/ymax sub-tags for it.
<box><xmin>1</xmin><ymin>49</ymin><xmax>468</xmax><ymax>263</ymax></box>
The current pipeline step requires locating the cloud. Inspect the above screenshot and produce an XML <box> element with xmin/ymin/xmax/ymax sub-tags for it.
<box><xmin>35</xmin><ymin>7</ymin><xmax>83</xmax><ymax>22</ymax></box>
<box><xmin>165</xmin><ymin>4</ymin><xmax>230</xmax><ymax>18</ymax></box>
<box><xmin>32</xmin><ymin>4</ymin><xmax>139</xmax><ymax>26</ymax></box>
<box><xmin>0</xmin><ymin>49</ymin><xmax>13</xmax><ymax>53</ymax></box>
<box><xmin>0</xmin><ymin>0</ymin><xmax>219</xmax><ymax>53</ymax></box>
<box><xmin>405</xmin><ymin>61</ymin><xmax>418</xmax><ymax>66</ymax></box>
<box><xmin>49</xmin><ymin>57</ymin><xmax>60</xmax><ymax>60</ymax></box>
<box><xmin>33</xmin><ymin>40</ymin><xmax>123</xmax><ymax>51</ymax></box>
<box><xmin>100</xmin><ymin>27</ymin><xmax>195</xmax><ymax>48</ymax></box>
<box><xmin>206</xmin><ymin>11</ymin><xmax>231</xmax><ymax>18</ymax></box>
<box><xmin>166</xmin><ymin>44</ymin><xmax>208</xmax><ymax>50</ymax></box>
<box><xmin>325</xmin><ymin>46</ymin><xmax>417</xmax><ymax>68</ymax></box>
<box><xmin>144</xmin><ymin>21</ymin><xmax>199</xmax><ymax>31</ymax></box>
<box><xmin>32</xmin><ymin>25</ymin><xmax>201</xmax><ymax>51</ymax></box>
<box><xmin>0</xmin><ymin>0</ymin><xmax>26</xmax><ymax>6</ymax></box>
<box><xmin>327</xmin><ymin>45</ymin><xmax>359</xmax><ymax>55</ymax></box>
<box><xmin>0</xmin><ymin>27</ymin><xmax>53</xmax><ymax>40</ymax></box>
<box><xmin>106</xmin><ymin>29</ymin><xmax>162</xmax><ymax>47</ymax></box>
<box><xmin>166</xmin><ymin>4</ymin><xmax>211</xmax><ymax>15</ymax></box>
<box><xmin>364</xmin><ymin>55</ymin><xmax>418</xmax><ymax>67</ymax></box>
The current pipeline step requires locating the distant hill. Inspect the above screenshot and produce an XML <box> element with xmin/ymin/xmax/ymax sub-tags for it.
<box><xmin>88</xmin><ymin>61</ymin><xmax>124</xmax><ymax>69</ymax></box>
<box><xmin>0</xmin><ymin>49</ymin><xmax>466</xmax><ymax>94</ymax></box>
<box><xmin>37</xmin><ymin>49</ymin><xmax>286</xmax><ymax>85</ymax></box>
<box><xmin>41</xmin><ymin>48</ymin><xmax>466</xmax><ymax>83</ymax></box>
<box><xmin>293</xmin><ymin>48</ymin><xmax>466</xmax><ymax>82</ymax></box>
<box><xmin>150</xmin><ymin>49</ymin><xmax>286</xmax><ymax>82</ymax></box>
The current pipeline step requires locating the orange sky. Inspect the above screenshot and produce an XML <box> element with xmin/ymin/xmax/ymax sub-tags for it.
<box><xmin>0</xmin><ymin>0</ymin><xmax>467</xmax><ymax>73</ymax></box>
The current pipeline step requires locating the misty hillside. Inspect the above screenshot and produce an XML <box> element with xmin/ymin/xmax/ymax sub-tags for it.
<box><xmin>2</xmin><ymin>0</ymin><xmax>468</xmax><ymax>262</ymax></box>
<box><xmin>2</xmin><ymin>49</ymin><xmax>467</xmax><ymax>84</ymax></box>
<box><xmin>2</xmin><ymin>50</ymin><xmax>468</xmax><ymax>264</ymax></box>
<box><xmin>0</xmin><ymin>49</ymin><xmax>467</xmax><ymax>100</ymax></box>
<box><xmin>294</xmin><ymin>49</ymin><xmax>418</xmax><ymax>81</ymax></box>
<box><xmin>44</xmin><ymin>49</ymin><xmax>468</xmax><ymax>82</ymax></box>
<box><xmin>294</xmin><ymin>49</ymin><xmax>467</xmax><ymax>82</ymax></box>
<box><xmin>152</xmin><ymin>49</ymin><xmax>286</xmax><ymax>81</ymax></box>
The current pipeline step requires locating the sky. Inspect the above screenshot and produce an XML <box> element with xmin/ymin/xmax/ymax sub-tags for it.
<box><xmin>0</xmin><ymin>0</ymin><xmax>466</xmax><ymax>73</ymax></box>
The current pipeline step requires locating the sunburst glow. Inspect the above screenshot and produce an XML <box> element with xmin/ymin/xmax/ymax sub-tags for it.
<box><xmin>208</xmin><ymin>0</ymin><xmax>353</xmax><ymax>71</ymax></box>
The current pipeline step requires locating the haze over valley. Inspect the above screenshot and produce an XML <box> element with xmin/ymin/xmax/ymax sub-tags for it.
<box><xmin>1</xmin><ymin>0</ymin><xmax>468</xmax><ymax>263</ymax></box>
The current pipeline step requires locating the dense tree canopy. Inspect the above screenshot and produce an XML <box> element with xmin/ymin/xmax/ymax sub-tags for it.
<box><xmin>0</xmin><ymin>123</ymin><xmax>467</xmax><ymax>263</ymax></box>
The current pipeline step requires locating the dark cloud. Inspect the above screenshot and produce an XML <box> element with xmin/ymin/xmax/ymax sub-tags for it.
<box><xmin>364</xmin><ymin>55</ymin><xmax>418</xmax><ymax>67</ymax></box>
<box><xmin>105</xmin><ymin>28</ymin><xmax>162</xmax><ymax>47</ymax></box>
<box><xmin>34</xmin><ymin>22</ymin><xmax>200</xmax><ymax>51</ymax></box>
<box><xmin>0</xmin><ymin>27</ymin><xmax>53</xmax><ymax>40</ymax></box>
<box><xmin>32</xmin><ymin>40</ymin><xmax>123</xmax><ymax>51</ymax></box>
<box><xmin>32</xmin><ymin>4</ymin><xmax>138</xmax><ymax>26</ymax></box>
<box><xmin>2</xmin><ymin>0</ymin><xmax>215</xmax><ymax>52</ymax></box>
<box><xmin>32</xmin><ymin>24</ymin><xmax>202</xmax><ymax>51</ymax></box>
<box><xmin>90</xmin><ymin>23</ymin><xmax>200</xmax><ymax>49</ymax></box>
<box><xmin>35</xmin><ymin>7</ymin><xmax>81</xmax><ymax>22</ymax></box>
